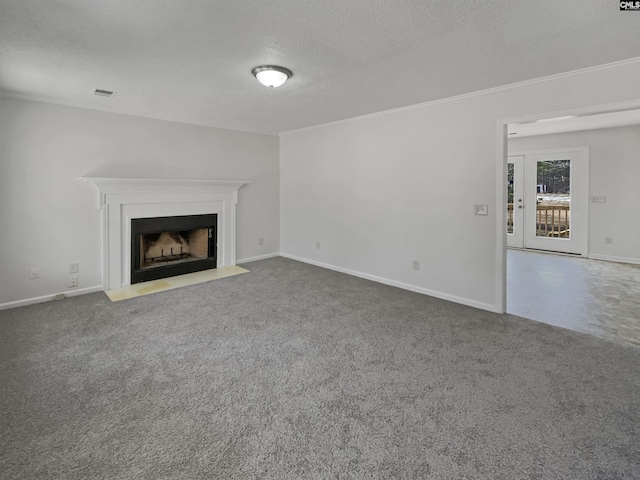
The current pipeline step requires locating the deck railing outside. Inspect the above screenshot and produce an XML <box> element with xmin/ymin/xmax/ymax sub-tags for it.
<box><xmin>507</xmin><ymin>204</ymin><xmax>570</xmax><ymax>237</ymax></box>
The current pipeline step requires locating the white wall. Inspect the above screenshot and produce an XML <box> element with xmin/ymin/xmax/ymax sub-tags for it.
<box><xmin>280</xmin><ymin>59</ymin><xmax>640</xmax><ymax>311</ymax></box>
<box><xmin>0</xmin><ymin>97</ymin><xmax>279</xmax><ymax>306</ymax></box>
<box><xmin>509</xmin><ymin>126</ymin><xmax>640</xmax><ymax>264</ymax></box>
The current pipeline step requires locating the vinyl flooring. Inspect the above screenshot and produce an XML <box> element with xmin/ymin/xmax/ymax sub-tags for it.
<box><xmin>507</xmin><ymin>249</ymin><xmax>640</xmax><ymax>348</ymax></box>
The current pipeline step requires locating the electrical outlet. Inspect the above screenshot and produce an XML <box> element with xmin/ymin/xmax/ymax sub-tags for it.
<box><xmin>69</xmin><ymin>276</ymin><xmax>78</xmax><ymax>288</ymax></box>
<box><xmin>30</xmin><ymin>268</ymin><xmax>40</xmax><ymax>279</ymax></box>
<box><xmin>316</xmin><ymin>242</ymin><xmax>321</xmax><ymax>249</ymax></box>
<box><xmin>258</xmin><ymin>237</ymin><xmax>264</xmax><ymax>245</ymax></box>
<box><xmin>605</xmin><ymin>237</ymin><xmax>613</xmax><ymax>244</ymax></box>
<box><xmin>69</xmin><ymin>262</ymin><xmax>79</xmax><ymax>273</ymax></box>
<box><xmin>412</xmin><ymin>260</ymin><xmax>420</xmax><ymax>271</ymax></box>
<box><xmin>591</xmin><ymin>196</ymin><xmax>607</xmax><ymax>203</ymax></box>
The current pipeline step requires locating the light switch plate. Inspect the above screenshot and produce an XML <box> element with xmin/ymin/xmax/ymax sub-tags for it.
<box><xmin>474</xmin><ymin>204</ymin><xmax>489</xmax><ymax>216</ymax></box>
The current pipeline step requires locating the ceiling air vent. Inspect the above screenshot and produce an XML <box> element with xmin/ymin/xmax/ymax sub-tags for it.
<box><xmin>94</xmin><ymin>89</ymin><xmax>115</xmax><ymax>97</ymax></box>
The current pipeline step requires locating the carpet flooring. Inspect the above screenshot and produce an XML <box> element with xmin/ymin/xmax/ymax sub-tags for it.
<box><xmin>1</xmin><ymin>257</ymin><xmax>639</xmax><ymax>479</ymax></box>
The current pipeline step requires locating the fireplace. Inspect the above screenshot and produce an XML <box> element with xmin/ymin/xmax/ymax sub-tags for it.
<box><xmin>81</xmin><ymin>178</ymin><xmax>251</xmax><ymax>290</ymax></box>
<box><xmin>131</xmin><ymin>214</ymin><xmax>217</xmax><ymax>284</ymax></box>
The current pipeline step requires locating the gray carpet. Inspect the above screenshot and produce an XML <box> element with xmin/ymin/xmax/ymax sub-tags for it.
<box><xmin>1</xmin><ymin>257</ymin><xmax>639</xmax><ymax>479</ymax></box>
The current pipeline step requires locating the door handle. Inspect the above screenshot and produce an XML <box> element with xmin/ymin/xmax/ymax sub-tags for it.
<box><xmin>518</xmin><ymin>205</ymin><xmax>523</xmax><ymax>209</ymax></box>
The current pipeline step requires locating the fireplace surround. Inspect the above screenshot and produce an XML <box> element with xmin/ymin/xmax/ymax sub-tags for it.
<box><xmin>82</xmin><ymin>178</ymin><xmax>252</xmax><ymax>290</ymax></box>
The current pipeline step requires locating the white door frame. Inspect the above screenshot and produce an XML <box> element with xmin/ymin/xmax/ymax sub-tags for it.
<box><xmin>494</xmin><ymin>99</ymin><xmax>640</xmax><ymax>314</ymax></box>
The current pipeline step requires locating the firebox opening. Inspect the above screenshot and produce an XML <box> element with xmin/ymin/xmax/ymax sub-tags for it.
<box><xmin>131</xmin><ymin>214</ymin><xmax>217</xmax><ymax>284</ymax></box>
<box><xmin>140</xmin><ymin>228</ymin><xmax>210</xmax><ymax>270</ymax></box>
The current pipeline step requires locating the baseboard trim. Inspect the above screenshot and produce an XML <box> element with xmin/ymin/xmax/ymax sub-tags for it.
<box><xmin>0</xmin><ymin>285</ymin><xmax>104</xmax><ymax>311</ymax></box>
<box><xmin>280</xmin><ymin>253</ymin><xmax>499</xmax><ymax>313</ymax></box>
<box><xmin>237</xmin><ymin>252</ymin><xmax>280</xmax><ymax>264</ymax></box>
<box><xmin>588</xmin><ymin>254</ymin><xmax>640</xmax><ymax>265</ymax></box>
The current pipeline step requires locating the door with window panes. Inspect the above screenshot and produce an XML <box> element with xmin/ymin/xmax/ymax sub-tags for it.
<box><xmin>507</xmin><ymin>148</ymin><xmax>588</xmax><ymax>255</ymax></box>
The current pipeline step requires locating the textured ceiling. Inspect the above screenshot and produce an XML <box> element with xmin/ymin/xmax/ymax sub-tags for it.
<box><xmin>1</xmin><ymin>0</ymin><xmax>639</xmax><ymax>135</ymax></box>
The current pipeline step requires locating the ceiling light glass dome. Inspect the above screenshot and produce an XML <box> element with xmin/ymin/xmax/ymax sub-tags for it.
<box><xmin>252</xmin><ymin>65</ymin><xmax>292</xmax><ymax>88</ymax></box>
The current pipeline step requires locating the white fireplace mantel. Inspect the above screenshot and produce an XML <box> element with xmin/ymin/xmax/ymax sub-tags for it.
<box><xmin>81</xmin><ymin>177</ymin><xmax>253</xmax><ymax>290</ymax></box>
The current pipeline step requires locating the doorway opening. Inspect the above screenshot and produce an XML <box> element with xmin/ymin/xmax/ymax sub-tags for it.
<box><xmin>495</xmin><ymin>101</ymin><xmax>640</xmax><ymax>344</ymax></box>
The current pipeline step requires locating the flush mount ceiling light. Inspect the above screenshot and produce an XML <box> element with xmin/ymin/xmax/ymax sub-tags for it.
<box><xmin>252</xmin><ymin>65</ymin><xmax>292</xmax><ymax>88</ymax></box>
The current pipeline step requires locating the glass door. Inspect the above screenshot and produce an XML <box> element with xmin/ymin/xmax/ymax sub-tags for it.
<box><xmin>523</xmin><ymin>150</ymin><xmax>588</xmax><ymax>255</ymax></box>
<box><xmin>507</xmin><ymin>156</ymin><xmax>524</xmax><ymax>248</ymax></box>
<box><xmin>507</xmin><ymin>148</ymin><xmax>588</xmax><ymax>255</ymax></box>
